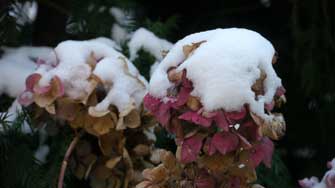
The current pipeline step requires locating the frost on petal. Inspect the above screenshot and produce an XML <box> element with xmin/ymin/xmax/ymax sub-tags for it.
<box><xmin>25</xmin><ymin>73</ymin><xmax>41</xmax><ymax>92</ymax></box>
<box><xmin>179</xmin><ymin>111</ymin><xmax>212</xmax><ymax>128</ymax></box>
<box><xmin>181</xmin><ymin>134</ymin><xmax>203</xmax><ymax>163</ymax></box>
<box><xmin>249</xmin><ymin>137</ymin><xmax>274</xmax><ymax>168</ymax></box>
<box><xmin>213</xmin><ymin>111</ymin><xmax>229</xmax><ymax>131</ymax></box>
<box><xmin>298</xmin><ymin>177</ymin><xmax>319</xmax><ymax>188</ymax></box>
<box><xmin>211</xmin><ymin>132</ymin><xmax>239</xmax><ymax>155</ymax></box>
<box><xmin>18</xmin><ymin>90</ymin><xmax>34</xmax><ymax>106</ymax></box>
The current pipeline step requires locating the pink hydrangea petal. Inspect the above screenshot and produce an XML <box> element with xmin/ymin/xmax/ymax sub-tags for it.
<box><xmin>171</xmin><ymin>86</ymin><xmax>192</xmax><ymax>108</ymax></box>
<box><xmin>227</xmin><ymin>177</ymin><xmax>241</xmax><ymax>188</ymax></box>
<box><xmin>143</xmin><ymin>94</ymin><xmax>172</xmax><ymax>126</ymax></box>
<box><xmin>239</xmin><ymin>120</ymin><xmax>261</xmax><ymax>141</ymax></box>
<box><xmin>211</xmin><ymin>132</ymin><xmax>239</xmax><ymax>155</ymax></box>
<box><xmin>325</xmin><ymin>171</ymin><xmax>335</xmax><ymax>187</ymax></box>
<box><xmin>143</xmin><ymin>94</ymin><xmax>161</xmax><ymax>112</ymax></box>
<box><xmin>225</xmin><ymin>107</ymin><xmax>247</xmax><ymax>124</ymax></box>
<box><xmin>213</xmin><ymin>111</ymin><xmax>229</xmax><ymax>131</ymax></box>
<box><xmin>181</xmin><ymin>134</ymin><xmax>203</xmax><ymax>163</ymax></box>
<box><xmin>179</xmin><ymin>111</ymin><xmax>212</xmax><ymax>127</ymax></box>
<box><xmin>195</xmin><ymin>171</ymin><xmax>216</xmax><ymax>188</ymax></box>
<box><xmin>298</xmin><ymin>177</ymin><xmax>319</xmax><ymax>188</ymax></box>
<box><xmin>18</xmin><ymin>90</ymin><xmax>34</xmax><ymax>106</ymax></box>
<box><xmin>25</xmin><ymin>73</ymin><xmax>41</xmax><ymax>92</ymax></box>
<box><xmin>204</xmin><ymin>137</ymin><xmax>217</xmax><ymax>156</ymax></box>
<box><xmin>250</xmin><ymin>137</ymin><xmax>274</xmax><ymax>168</ymax></box>
<box><xmin>276</xmin><ymin>86</ymin><xmax>286</xmax><ymax>96</ymax></box>
<box><xmin>33</xmin><ymin>85</ymin><xmax>51</xmax><ymax>94</ymax></box>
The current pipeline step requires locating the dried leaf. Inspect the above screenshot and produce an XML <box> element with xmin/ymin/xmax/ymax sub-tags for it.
<box><xmin>183</xmin><ymin>40</ymin><xmax>206</xmax><ymax>57</ymax></box>
<box><xmin>105</xmin><ymin>156</ymin><xmax>122</xmax><ymax>169</ymax></box>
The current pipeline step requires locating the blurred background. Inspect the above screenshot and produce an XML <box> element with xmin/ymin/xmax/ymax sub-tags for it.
<box><xmin>0</xmin><ymin>0</ymin><xmax>335</xmax><ymax>187</ymax></box>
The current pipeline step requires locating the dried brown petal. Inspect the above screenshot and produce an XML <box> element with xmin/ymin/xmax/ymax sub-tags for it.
<box><xmin>198</xmin><ymin>153</ymin><xmax>234</xmax><ymax>175</ymax></box>
<box><xmin>133</xmin><ymin>144</ymin><xmax>151</xmax><ymax>156</ymax></box>
<box><xmin>124</xmin><ymin>109</ymin><xmax>141</xmax><ymax>129</ymax></box>
<box><xmin>252</xmin><ymin>70</ymin><xmax>266</xmax><ymax>96</ymax></box>
<box><xmin>55</xmin><ymin>97</ymin><xmax>81</xmax><ymax>121</ymax></box>
<box><xmin>105</xmin><ymin>156</ymin><xmax>122</xmax><ymax>169</ymax></box>
<box><xmin>183</xmin><ymin>40</ymin><xmax>206</xmax><ymax>57</ymax></box>
<box><xmin>186</xmin><ymin>96</ymin><xmax>201</xmax><ymax>111</ymax></box>
<box><xmin>167</xmin><ymin>68</ymin><xmax>183</xmax><ymax>83</ymax></box>
<box><xmin>142</xmin><ymin>164</ymin><xmax>168</xmax><ymax>183</ymax></box>
<box><xmin>136</xmin><ymin>181</ymin><xmax>152</xmax><ymax>188</ymax></box>
<box><xmin>99</xmin><ymin>132</ymin><xmax>125</xmax><ymax>156</ymax></box>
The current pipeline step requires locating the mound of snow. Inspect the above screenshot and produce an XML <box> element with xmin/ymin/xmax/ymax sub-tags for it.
<box><xmin>149</xmin><ymin>28</ymin><xmax>282</xmax><ymax>120</ymax></box>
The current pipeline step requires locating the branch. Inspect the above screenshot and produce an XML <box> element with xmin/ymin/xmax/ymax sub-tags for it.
<box><xmin>57</xmin><ymin>130</ymin><xmax>84</xmax><ymax>188</ymax></box>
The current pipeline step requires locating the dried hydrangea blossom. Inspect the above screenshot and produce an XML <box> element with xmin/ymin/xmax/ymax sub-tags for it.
<box><xmin>299</xmin><ymin>159</ymin><xmax>335</xmax><ymax>188</ymax></box>
<box><xmin>141</xmin><ymin>28</ymin><xmax>287</xmax><ymax>188</ymax></box>
<box><xmin>18</xmin><ymin>38</ymin><xmax>157</xmax><ymax>188</ymax></box>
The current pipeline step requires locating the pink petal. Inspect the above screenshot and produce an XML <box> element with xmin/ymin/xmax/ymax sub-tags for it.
<box><xmin>298</xmin><ymin>177</ymin><xmax>319</xmax><ymax>188</ymax></box>
<box><xmin>225</xmin><ymin>107</ymin><xmax>247</xmax><ymax>124</ymax></box>
<box><xmin>239</xmin><ymin>120</ymin><xmax>262</xmax><ymax>141</ymax></box>
<box><xmin>171</xmin><ymin>85</ymin><xmax>192</xmax><ymax>108</ymax></box>
<box><xmin>33</xmin><ymin>85</ymin><xmax>51</xmax><ymax>94</ymax></box>
<box><xmin>181</xmin><ymin>70</ymin><xmax>193</xmax><ymax>89</ymax></box>
<box><xmin>250</xmin><ymin>137</ymin><xmax>274</xmax><ymax>168</ymax></box>
<box><xmin>18</xmin><ymin>90</ymin><xmax>34</xmax><ymax>106</ymax></box>
<box><xmin>181</xmin><ymin>134</ymin><xmax>203</xmax><ymax>163</ymax></box>
<box><xmin>204</xmin><ymin>137</ymin><xmax>217</xmax><ymax>156</ymax></box>
<box><xmin>213</xmin><ymin>111</ymin><xmax>229</xmax><ymax>131</ymax></box>
<box><xmin>325</xmin><ymin>171</ymin><xmax>335</xmax><ymax>187</ymax></box>
<box><xmin>179</xmin><ymin>111</ymin><xmax>212</xmax><ymax>128</ymax></box>
<box><xmin>211</xmin><ymin>132</ymin><xmax>239</xmax><ymax>155</ymax></box>
<box><xmin>25</xmin><ymin>73</ymin><xmax>41</xmax><ymax>92</ymax></box>
<box><xmin>276</xmin><ymin>86</ymin><xmax>286</xmax><ymax>96</ymax></box>
<box><xmin>144</xmin><ymin>94</ymin><xmax>172</xmax><ymax>126</ymax></box>
<box><xmin>227</xmin><ymin>177</ymin><xmax>241</xmax><ymax>188</ymax></box>
<box><xmin>195</xmin><ymin>171</ymin><xmax>216</xmax><ymax>188</ymax></box>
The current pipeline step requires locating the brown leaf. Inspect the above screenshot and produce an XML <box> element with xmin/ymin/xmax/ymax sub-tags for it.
<box><xmin>183</xmin><ymin>40</ymin><xmax>206</xmax><ymax>58</ymax></box>
<box><xmin>91</xmin><ymin>114</ymin><xmax>115</xmax><ymax>136</ymax></box>
<box><xmin>105</xmin><ymin>156</ymin><xmax>122</xmax><ymax>169</ymax></box>
<box><xmin>167</xmin><ymin>67</ymin><xmax>183</xmax><ymax>83</ymax></box>
<box><xmin>99</xmin><ymin>131</ymin><xmax>125</xmax><ymax>156</ymax></box>
<box><xmin>186</xmin><ymin>96</ymin><xmax>201</xmax><ymax>111</ymax></box>
<box><xmin>55</xmin><ymin>97</ymin><xmax>81</xmax><ymax>121</ymax></box>
<box><xmin>198</xmin><ymin>153</ymin><xmax>234</xmax><ymax>175</ymax></box>
<box><xmin>142</xmin><ymin>164</ymin><xmax>168</xmax><ymax>183</ymax></box>
<box><xmin>123</xmin><ymin>109</ymin><xmax>141</xmax><ymax>129</ymax></box>
<box><xmin>133</xmin><ymin>144</ymin><xmax>151</xmax><ymax>156</ymax></box>
<box><xmin>251</xmin><ymin>70</ymin><xmax>266</xmax><ymax>96</ymax></box>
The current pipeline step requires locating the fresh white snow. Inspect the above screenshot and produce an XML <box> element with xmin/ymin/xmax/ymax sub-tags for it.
<box><xmin>0</xmin><ymin>46</ymin><xmax>53</xmax><ymax>97</ymax></box>
<box><xmin>128</xmin><ymin>28</ymin><xmax>173</xmax><ymax>61</ymax></box>
<box><xmin>149</xmin><ymin>28</ymin><xmax>282</xmax><ymax>120</ymax></box>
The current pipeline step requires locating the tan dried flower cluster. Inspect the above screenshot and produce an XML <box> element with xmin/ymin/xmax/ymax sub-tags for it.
<box><xmin>20</xmin><ymin>52</ymin><xmax>158</xmax><ymax>188</ymax></box>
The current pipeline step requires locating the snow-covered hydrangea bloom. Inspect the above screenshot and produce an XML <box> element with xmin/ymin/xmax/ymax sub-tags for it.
<box><xmin>141</xmin><ymin>28</ymin><xmax>286</xmax><ymax>188</ymax></box>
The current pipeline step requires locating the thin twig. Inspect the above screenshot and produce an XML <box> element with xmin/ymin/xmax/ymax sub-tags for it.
<box><xmin>57</xmin><ymin>130</ymin><xmax>84</xmax><ymax>188</ymax></box>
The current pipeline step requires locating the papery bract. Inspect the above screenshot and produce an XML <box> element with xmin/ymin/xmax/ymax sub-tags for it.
<box><xmin>194</xmin><ymin>171</ymin><xmax>216</xmax><ymax>188</ymax></box>
<box><xmin>211</xmin><ymin>132</ymin><xmax>239</xmax><ymax>155</ymax></box>
<box><xmin>249</xmin><ymin>137</ymin><xmax>274</xmax><ymax>168</ymax></box>
<box><xmin>179</xmin><ymin>111</ymin><xmax>212</xmax><ymax>128</ymax></box>
<box><xmin>181</xmin><ymin>134</ymin><xmax>203</xmax><ymax>163</ymax></box>
<box><xmin>25</xmin><ymin>73</ymin><xmax>41</xmax><ymax>92</ymax></box>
